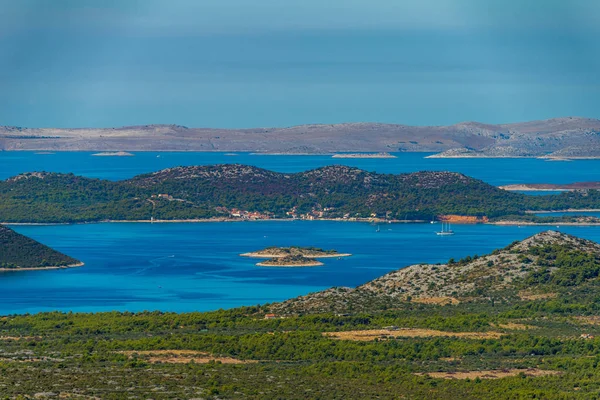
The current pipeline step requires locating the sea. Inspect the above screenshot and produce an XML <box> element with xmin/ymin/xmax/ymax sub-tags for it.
<box><xmin>1</xmin><ymin>151</ymin><xmax>600</xmax><ymax>315</ymax></box>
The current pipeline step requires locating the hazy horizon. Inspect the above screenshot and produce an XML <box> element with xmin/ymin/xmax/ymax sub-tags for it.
<box><xmin>2</xmin><ymin>115</ymin><xmax>598</xmax><ymax>130</ymax></box>
<box><xmin>1</xmin><ymin>0</ymin><xmax>599</xmax><ymax>128</ymax></box>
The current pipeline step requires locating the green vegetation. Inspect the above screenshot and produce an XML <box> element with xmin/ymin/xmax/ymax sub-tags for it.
<box><xmin>2</xmin><ymin>165</ymin><xmax>600</xmax><ymax>223</ymax></box>
<box><xmin>3</xmin><ymin>232</ymin><xmax>600</xmax><ymax>398</ymax></box>
<box><xmin>0</xmin><ymin>224</ymin><xmax>79</xmax><ymax>269</ymax></box>
<box><xmin>258</xmin><ymin>254</ymin><xmax>322</xmax><ymax>266</ymax></box>
<box><xmin>244</xmin><ymin>246</ymin><xmax>342</xmax><ymax>257</ymax></box>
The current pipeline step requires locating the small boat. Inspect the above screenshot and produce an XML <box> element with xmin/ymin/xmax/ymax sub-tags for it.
<box><xmin>436</xmin><ymin>222</ymin><xmax>454</xmax><ymax>236</ymax></box>
<box><xmin>376</xmin><ymin>225</ymin><xmax>380</xmax><ymax>233</ymax></box>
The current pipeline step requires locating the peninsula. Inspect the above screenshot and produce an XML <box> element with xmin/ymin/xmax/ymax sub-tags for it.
<box><xmin>0</xmin><ymin>224</ymin><xmax>82</xmax><ymax>271</ymax></box>
<box><xmin>2</xmin><ymin>117</ymin><xmax>600</xmax><ymax>158</ymax></box>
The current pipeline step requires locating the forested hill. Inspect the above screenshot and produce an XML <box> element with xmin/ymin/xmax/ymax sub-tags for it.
<box><xmin>1</xmin><ymin>164</ymin><xmax>600</xmax><ymax>223</ymax></box>
<box><xmin>0</xmin><ymin>224</ymin><xmax>80</xmax><ymax>269</ymax></box>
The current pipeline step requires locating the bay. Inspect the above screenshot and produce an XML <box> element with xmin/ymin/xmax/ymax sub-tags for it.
<box><xmin>3</xmin><ymin>221</ymin><xmax>600</xmax><ymax>315</ymax></box>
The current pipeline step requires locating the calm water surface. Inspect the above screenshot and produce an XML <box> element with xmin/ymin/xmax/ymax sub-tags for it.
<box><xmin>3</xmin><ymin>221</ymin><xmax>600</xmax><ymax>315</ymax></box>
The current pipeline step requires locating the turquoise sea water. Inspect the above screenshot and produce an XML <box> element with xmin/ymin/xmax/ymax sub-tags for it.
<box><xmin>3</xmin><ymin>222</ymin><xmax>600</xmax><ymax>315</ymax></box>
<box><xmin>2</xmin><ymin>152</ymin><xmax>600</xmax><ymax>314</ymax></box>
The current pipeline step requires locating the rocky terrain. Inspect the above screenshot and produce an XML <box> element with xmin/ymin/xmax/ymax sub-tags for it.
<box><xmin>2</xmin><ymin>117</ymin><xmax>600</xmax><ymax>157</ymax></box>
<box><xmin>271</xmin><ymin>231</ymin><xmax>600</xmax><ymax>314</ymax></box>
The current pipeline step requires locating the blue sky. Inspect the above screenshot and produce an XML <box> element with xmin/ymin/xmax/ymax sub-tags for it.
<box><xmin>1</xmin><ymin>0</ymin><xmax>599</xmax><ymax>128</ymax></box>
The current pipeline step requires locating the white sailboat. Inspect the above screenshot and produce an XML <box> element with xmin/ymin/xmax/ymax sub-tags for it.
<box><xmin>436</xmin><ymin>222</ymin><xmax>454</xmax><ymax>236</ymax></box>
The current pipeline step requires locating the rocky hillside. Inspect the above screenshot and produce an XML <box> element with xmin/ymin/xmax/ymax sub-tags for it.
<box><xmin>0</xmin><ymin>225</ymin><xmax>80</xmax><ymax>269</ymax></box>
<box><xmin>271</xmin><ymin>231</ymin><xmax>600</xmax><ymax>314</ymax></box>
<box><xmin>2</xmin><ymin>117</ymin><xmax>600</xmax><ymax>157</ymax></box>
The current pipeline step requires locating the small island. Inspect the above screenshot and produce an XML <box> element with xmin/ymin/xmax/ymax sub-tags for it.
<box><xmin>240</xmin><ymin>246</ymin><xmax>351</xmax><ymax>259</ymax></box>
<box><xmin>257</xmin><ymin>255</ymin><xmax>324</xmax><ymax>267</ymax></box>
<box><xmin>92</xmin><ymin>151</ymin><xmax>134</xmax><ymax>157</ymax></box>
<box><xmin>332</xmin><ymin>152</ymin><xmax>396</xmax><ymax>159</ymax></box>
<box><xmin>242</xmin><ymin>246</ymin><xmax>351</xmax><ymax>267</ymax></box>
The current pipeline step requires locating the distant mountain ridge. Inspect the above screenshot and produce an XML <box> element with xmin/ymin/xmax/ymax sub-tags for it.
<box><xmin>1</xmin><ymin>117</ymin><xmax>600</xmax><ymax>157</ymax></box>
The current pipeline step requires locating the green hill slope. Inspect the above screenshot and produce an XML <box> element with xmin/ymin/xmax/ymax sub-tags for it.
<box><xmin>1</xmin><ymin>165</ymin><xmax>600</xmax><ymax>223</ymax></box>
<box><xmin>0</xmin><ymin>224</ymin><xmax>81</xmax><ymax>269</ymax></box>
<box><xmin>272</xmin><ymin>230</ymin><xmax>600</xmax><ymax>314</ymax></box>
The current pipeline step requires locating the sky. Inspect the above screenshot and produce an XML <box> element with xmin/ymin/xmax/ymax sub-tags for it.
<box><xmin>0</xmin><ymin>0</ymin><xmax>599</xmax><ymax>128</ymax></box>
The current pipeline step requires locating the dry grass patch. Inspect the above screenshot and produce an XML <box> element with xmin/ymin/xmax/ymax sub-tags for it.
<box><xmin>120</xmin><ymin>350</ymin><xmax>256</xmax><ymax>364</ymax></box>
<box><xmin>411</xmin><ymin>297</ymin><xmax>460</xmax><ymax>305</ymax></box>
<box><xmin>0</xmin><ymin>336</ymin><xmax>39</xmax><ymax>341</ymax></box>
<box><xmin>324</xmin><ymin>328</ymin><xmax>504</xmax><ymax>341</ymax></box>
<box><xmin>574</xmin><ymin>316</ymin><xmax>600</xmax><ymax>326</ymax></box>
<box><xmin>518</xmin><ymin>292</ymin><xmax>558</xmax><ymax>301</ymax></box>
<box><xmin>490</xmin><ymin>322</ymin><xmax>534</xmax><ymax>330</ymax></box>
<box><xmin>58</xmin><ymin>393</ymin><xmax>102</xmax><ymax>400</ymax></box>
<box><xmin>417</xmin><ymin>368</ymin><xmax>560</xmax><ymax>380</ymax></box>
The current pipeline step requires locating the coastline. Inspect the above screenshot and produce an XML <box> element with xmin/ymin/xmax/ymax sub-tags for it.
<box><xmin>3</xmin><ymin>213</ymin><xmax>600</xmax><ymax>227</ymax></box>
<box><xmin>1</xmin><ymin>148</ymin><xmax>593</xmax><ymax>158</ymax></box>
<box><xmin>1</xmin><ymin>218</ymin><xmax>424</xmax><ymax>225</ymax></box>
<box><xmin>0</xmin><ymin>262</ymin><xmax>84</xmax><ymax>272</ymax></box>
